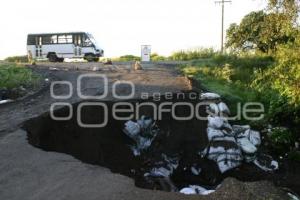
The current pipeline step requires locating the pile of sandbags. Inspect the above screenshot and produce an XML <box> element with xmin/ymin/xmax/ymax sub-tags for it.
<box><xmin>123</xmin><ymin>115</ymin><xmax>159</xmax><ymax>156</ymax></box>
<box><xmin>122</xmin><ymin>93</ymin><xmax>279</xmax><ymax>195</ymax></box>
<box><xmin>201</xmin><ymin>92</ymin><xmax>278</xmax><ymax>173</ymax></box>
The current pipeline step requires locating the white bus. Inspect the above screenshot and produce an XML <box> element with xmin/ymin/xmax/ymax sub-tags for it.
<box><xmin>27</xmin><ymin>32</ymin><xmax>104</xmax><ymax>62</ymax></box>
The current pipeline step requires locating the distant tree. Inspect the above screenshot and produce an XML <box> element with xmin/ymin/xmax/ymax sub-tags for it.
<box><xmin>226</xmin><ymin>0</ymin><xmax>299</xmax><ymax>53</ymax></box>
<box><xmin>226</xmin><ymin>11</ymin><xmax>268</xmax><ymax>52</ymax></box>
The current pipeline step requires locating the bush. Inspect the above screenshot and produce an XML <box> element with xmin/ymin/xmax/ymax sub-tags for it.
<box><xmin>170</xmin><ymin>48</ymin><xmax>217</xmax><ymax>61</ymax></box>
<box><xmin>269</xmin><ymin>127</ymin><xmax>295</xmax><ymax>155</ymax></box>
<box><xmin>112</xmin><ymin>55</ymin><xmax>140</xmax><ymax>62</ymax></box>
<box><xmin>0</xmin><ymin>63</ymin><xmax>40</xmax><ymax>89</ymax></box>
<box><xmin>151</xmin><ymin>53</ymin><xmax>167</xmax><ymax>61</ymax></box>
<box><xmin>251</xmin><ymin>34</ymin><xmax>300</xmax><ymax>134</ymax></box>
<box><xmin>4</xmin><ymin>55</ymin><xmax>28</xmax><ymax>63</ymax></box>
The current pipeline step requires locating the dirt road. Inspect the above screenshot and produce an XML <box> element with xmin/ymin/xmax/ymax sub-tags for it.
<box><xmin>0</xmin><ymin>62</ymin><xmax>287</xmax><ymax>200</ymax></box>
<box><xmin>0</xmin><ymin>62</ymin><xmax>190</xmax><ymax>135</ymax></box>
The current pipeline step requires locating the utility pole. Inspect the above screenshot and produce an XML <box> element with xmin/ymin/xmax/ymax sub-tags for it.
<box><xmin>215</xmin><ymin>0</ymin><xmax>232</xmax><ymax>53</ymax></box>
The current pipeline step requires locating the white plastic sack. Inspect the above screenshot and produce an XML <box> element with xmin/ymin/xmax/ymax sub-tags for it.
<box><xmin>124</xmin><ymin>121</ymin><xmax>141</xmax><ymax>137</ymax></box>
<box><xmin>254</xmin><ymin>159</ymin><xmax>278</xmax><ymax>171</ymax></box>
<box><xmin>180</xmin><ymin>185</ymin><xmax>215</xmax><ymax>195</ymax></box>
<box><xmin>201</xmin><ymin>93</ymin><xmax>221</xmax><ymax>100</ymax></box>
<box><xmin>208</xmin><ymin>103</ymin><xmax>219</xmax><ymax>115</ymax></box>
<box><xmin>237</xmin><ymin>137</ymin><xmax>257</xmax><ymax>154</ymax></box>
<box><xmin>148</xmin><ymin>167</ymin><xmax>173</xmax><ymax>177</ymax></box>
<box><xmin>232</xmin><ymin>125</ymin><xmax>251</xmax><ymax>135</ymax></box>
<box><xmin>137</xmin><ymin>115</ymin><xmax>153</xmax><ymax>130</ymax></box>
<box><xmin>207</xmin><ymin>127</ymin><xmax>225</xmax><ymax>141</ymax></box>
<box><xmin>206</xmin><ymin>146</ymin><xmax>242</xmax><ymax>173</ymax></box>
<box><xmin>207</xmin><ymin>116</ymin><xmax>225</xmax><ymax>129</ymax></box>
<box><xmin>248</xmin><ymin>130</ymin><xmax>261</xmax><ymax>146</ymax></box>
<box><xmin>218</xmin><ymin>102</ymin><xmax>230</xmax><ymax>115</ymax></box>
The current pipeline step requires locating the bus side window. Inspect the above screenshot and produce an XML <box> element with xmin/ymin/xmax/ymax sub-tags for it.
<box><xmin>51</xmin><ymin>35</ymin><xmax>57</xmax><ymax>44</ymax></box>
<box><xmin>42</xmin><ymin>35</ymin><xmax>52</xmax><ymax>44</ymax></box>
<box><xmin>27</xmin><ymin>35</ymin><xmax>35</xmax><ymax>45</ymax></box>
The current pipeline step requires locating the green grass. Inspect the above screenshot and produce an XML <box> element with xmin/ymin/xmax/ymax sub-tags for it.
<box><xmin>181</xmin><ymin>54</ymin><xmax>274</xmax><ymax>119</ymax></box>
<box><xmin>0</xmin><ymin>63</ymin><xmax>40</xmax><ymax>89</ymax></box>
<box><xmin>169</xmin><ymin>48</ymin><xmax>216</xmax><ymax>61</ymax></box>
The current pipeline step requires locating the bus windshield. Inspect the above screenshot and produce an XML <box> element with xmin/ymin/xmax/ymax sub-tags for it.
<box><xmin>87</xmin><ymin>33</ymin><xmax>100</xmax><ymax>48</ymax></box>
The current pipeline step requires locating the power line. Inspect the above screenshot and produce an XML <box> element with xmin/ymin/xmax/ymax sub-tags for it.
<box><xmin>215</xmin><ymin>0</ymin><xmax>232</xmax><ymax>53</ymax></box>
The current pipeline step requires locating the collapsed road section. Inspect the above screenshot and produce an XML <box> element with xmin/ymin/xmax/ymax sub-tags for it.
<box><xmin>23</xmin><ymin>92</ymin><xmax>285</xmax><ymax>195</ymax></box>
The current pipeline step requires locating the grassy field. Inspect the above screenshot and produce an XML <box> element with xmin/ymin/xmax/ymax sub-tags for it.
<box><xmin>0</xmin><ymin>63</ymin><xmax>40</xmax><ymax>89</ymax></box>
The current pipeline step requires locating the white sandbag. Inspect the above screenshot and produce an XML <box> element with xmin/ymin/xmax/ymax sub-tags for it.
<box><xmin>254</xmin><ymin>159</ymin><xmax>278</xmax><ymax>171</ymax></box>
<box><xmin>223</xmin><ymin>121</ymin><xmax>233</xmax><ymax>132</ymax></box>
<box><xmin>207</xmin><ymin>147</ymin><xmax>242</xmax><ymax>173</ymax></box>
<box><xmin>207</xmin><ymin>127</ymin><xmax>225</xmax><ymax>141</ymax></box>
<box><xmin>123</xmin><ymin>117</ymin><xmax>158</xmax><ymax>156</ymax></box>
<box><xmin>180</xmin><ymin>187</ymin><xmax>197</xmax><ymax>195</ymax></box>
<box><xmin>237</xmin><ymin>129</ymin><xmax>261</xmax><ymax>146</ymax></box>
<box><xmin>0</xmin><ymin>99</ymin><xmax>13</xmax><ymax>105</ymax></box>
<box><xmin>146</xmin><ymin>154</ymin><xmax>179</xmax><ymax>177</ymax></box>
<box><xmin>218</xmin><ymin>102</ymin><xmax>230</xmax><ymax>115</ymax></box>
<box><xmin>207</xmin><ymin>116</ymin><xmax>225</xmax><ymax>129</ymax></box>
<box><xmin>232</xmin><ymin>125</ymin><xmax>251</xmax><ymax>136</ymax></box>
<box><xmin>208</xmin><ymin>103</ymin><xmax>219</xmax><ymax>115</ymax></box>
<box><xmin>248</xmin><ymin>130</ymin><xmax>261</xmax><ymax>146</ymax></box>
<box><xmin>237</xmin><ymin>137</ymin><xmax>257</xmax><ymax>154</ymax></box>
<box><xmin>201</xmin><ymin>93</ymin><xmax>221</xmax><ymax>100</ymax></box>
<box><xmin>287</xmin><ymin>192</ymin><xmax>300</xmax><ymax>200</ymax></box>
<box><xmin>137</xmin><ymin>115</ymin><xmax>153</xmax><ymax>130</ymax></box>
<box><xmin>123</xmin><ymin>120</ymin><xmax>141</xmax><ymax>137</ymax></box>
<box><xmin>148</xmin><ymin>166</ymin><xmax>173</xmax><ymax>177</ymax></box>
<box><xmin>180</xmin><ymin>185</ymin><xmax>215</xmax><ymax>195</ymax></box>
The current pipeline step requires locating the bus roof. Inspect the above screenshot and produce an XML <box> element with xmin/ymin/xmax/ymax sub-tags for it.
<box><xmin>27</xmin><ymin>32</ymin><xmax>87</xmax><ymax>36</ymax></box>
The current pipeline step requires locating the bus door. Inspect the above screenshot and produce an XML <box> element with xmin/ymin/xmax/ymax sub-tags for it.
<box><xmin>73</xmin><ymin>34</ymin><xmax>82</xmax><ymax>57</ymax></box>
<box><xmin>35</xmin><ymin>36</ymin><xmax>42</xmax><ymax>58</ymax></box>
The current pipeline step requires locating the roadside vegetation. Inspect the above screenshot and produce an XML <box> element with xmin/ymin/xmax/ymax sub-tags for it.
<box><xmin>111</xmin><ymin>55</ymin><xmax>140</xmax><ymax>62</ymax></box>
<box><xmin>4</xmin><ymin>55</ymin><xmax>28</xmax><ymax>63</ymax></box>
<box><xmin>0</xmin><ymin>63</ymin><xmax>40</xmax><ymax>90</ymax></box>
<box><xmin>181</xmin><ymin>0</ymin><xmax>300</xmax><ymax>158</ymax></box>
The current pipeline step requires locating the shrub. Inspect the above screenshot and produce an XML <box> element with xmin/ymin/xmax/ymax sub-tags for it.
<box><xmin>4</xmin><ymin>55</ymin><xmax>28</xmax><ymax>63</ymax></box>
<box><xmin>151</xmin><ymin>53</ymin><xmax>167</xmax><ymax>61</ymax></box>
<box><xmin>0</xmin><ymin>63</ymin><xmax>40</xmax><ymax>89</ymax></box>
<box><xmin>269</xmin><ymin>127</ymin><xmax>295</xmax><ymax>155</ymax></box>
<box><xmin>169</xmin><ymin>48</ymin><xmax>216</xmax><ymax>61</ymax></box>
<box><xmin>251</xmin><ymin>34</ymin><xmax>300</xmax><ymax>135</ymax></box>
<box><xmin>112</xmin><ymin>55</ymin><xmax>140</xmax><ymax>62</ymax></box>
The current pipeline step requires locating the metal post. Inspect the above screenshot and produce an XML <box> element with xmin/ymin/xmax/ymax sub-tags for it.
<box><xmin>215</xmin><ymin>0</ymin><xmax>232</xmax><ymax>54</ymax></box>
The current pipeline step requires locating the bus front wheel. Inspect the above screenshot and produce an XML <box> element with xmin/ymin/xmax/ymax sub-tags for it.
<box><xmin>85</xmin><ymin>54</ymin><xmax>98</xmax><ymax>62</ymax></box>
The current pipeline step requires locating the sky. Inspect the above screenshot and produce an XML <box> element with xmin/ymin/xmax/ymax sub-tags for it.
<box><xmin>0</xmin><ymin>0</ymin><xmax>267</xmax><ymax>59</ymax></box>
